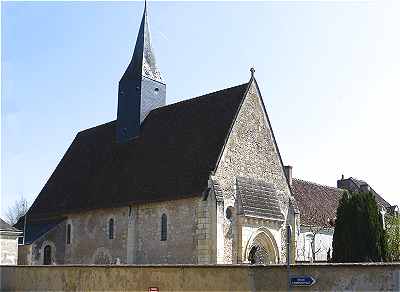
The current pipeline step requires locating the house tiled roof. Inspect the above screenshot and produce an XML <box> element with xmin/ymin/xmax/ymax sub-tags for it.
<box><xmin>27</xmin><ymin>82</ymin><xmax>249</xmax><ymax>220</ymax></box>
<box><xmin>236</xmin><ymin>177</ymin><xmax>284</xmax><ymax>221</ymax></box>
<box><xmin>291</xmin><ymin>178</ymin><xmax>344</xmax><ymax>228</ymax></box>
<box><xmin>350</xmin><ymin>178</ymin><xmax>392</xmax><ymax>210</ymax></box>
<box><xmin>0</xmin><ymin>218</ymin><xmax>22</xmax><ymax>233</ymax></box>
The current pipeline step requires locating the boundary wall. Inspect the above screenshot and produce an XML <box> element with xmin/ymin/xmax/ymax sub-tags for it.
<box><xmin>1</xmin><ymin>263</ymin><xmax>399</xmax><ymax>291</ymax></box>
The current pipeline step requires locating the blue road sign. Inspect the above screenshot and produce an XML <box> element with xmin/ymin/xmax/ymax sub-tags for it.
<box><xmin>290</xmin><ymin>276</ymin><xmax>316</xmax><ymax>286</ymax></box>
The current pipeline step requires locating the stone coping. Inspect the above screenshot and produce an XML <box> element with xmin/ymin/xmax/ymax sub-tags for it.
<box><xmin>2</xmin><ymin>263</ymin><xmax>400</xmax><ymax>268</ymax></box>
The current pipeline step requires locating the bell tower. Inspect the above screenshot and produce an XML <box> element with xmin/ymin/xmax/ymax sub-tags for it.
<box><xmin>116</xmin><ymin>2</ymin><xmax>166</xmax><ymax>143</ymax></box>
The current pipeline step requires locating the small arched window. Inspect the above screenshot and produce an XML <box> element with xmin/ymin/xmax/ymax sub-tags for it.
<box><xmin>66</xmin><ymin>223</ymin><xmax>71</xmax><ymax>244</ymax></box>
<box><xmin>43</xmin><ymin>245</ymin><xmax>52</xmax><ymax>265</ymax></box>
<box><xmin>109</xmin><ymin>218</ymin><xmax>114</xmax><ymax>239</ymax></box>
<box><xmin>161</xmin><ymin>214</ymin><xmax>167</xmax><ymax>241</ymax></box>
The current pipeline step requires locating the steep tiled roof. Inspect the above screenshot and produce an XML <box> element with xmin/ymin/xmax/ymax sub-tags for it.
<box><xmin>27</xmin><ymin>83</ymin><xmax>249</xmax><ymax>220</ymax></box>
<box><xmin>292</xmin><ymin>178</ymin><xmax>344</xmax><ymax>228</ymax></box>
<box><xmin>236</xmin><ymin>177</ymin><xmax>284</xmax><ymax>221</ymax></box>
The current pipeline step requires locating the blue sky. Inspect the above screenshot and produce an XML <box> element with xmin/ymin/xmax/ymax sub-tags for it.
<box><xmin>2</xmin><ymin>1</ymin><xmax>399</xmax><ymax>217</ymax></box>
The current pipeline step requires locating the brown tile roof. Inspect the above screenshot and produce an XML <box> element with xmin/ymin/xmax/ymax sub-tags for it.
<box><xmin>27</xmin><ymin>83</ymin><xmax>249</xmax><ymax>220</ymax></box>
<box><xmin>291</xmin><ymin>178</ymin><xmax>344</xmax><ymax>228</ymax></box>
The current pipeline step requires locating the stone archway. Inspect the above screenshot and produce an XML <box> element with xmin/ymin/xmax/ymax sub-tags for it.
<box><xmin>39</xmin><ymin>240</ymin><xmax>56</xmax><ymax>265</ymax></box>
<box><xmin>244</xmin><ymin>228</ymin><xmax>279</xmax><ymax>264</ymax></box>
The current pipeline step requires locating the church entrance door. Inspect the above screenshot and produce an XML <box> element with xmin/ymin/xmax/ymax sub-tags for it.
<box><xmin>245</xmin><ymin>228</ymin><xmax>279</xmax><ymax>264</ymax></box>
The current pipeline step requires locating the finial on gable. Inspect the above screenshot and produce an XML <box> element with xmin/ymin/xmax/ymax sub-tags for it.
<box><xmin>250</xmin><ymin>67</ymin><xmax>255</xmax><ymax>77</ymax></box>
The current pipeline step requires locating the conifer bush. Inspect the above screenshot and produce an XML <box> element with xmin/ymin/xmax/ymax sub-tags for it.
<box><xmin>332</xmin><ymin>191</ymin><xmax>386</xmax><ymax>262</ymax></box>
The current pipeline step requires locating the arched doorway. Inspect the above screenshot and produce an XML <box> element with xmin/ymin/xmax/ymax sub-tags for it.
<box><xmin>245</xmin><ymin>228</ymin><xmax>279</xmax><ymax>264</ymax></box>
<box><xmin>248</xmin><ymin>244</ymin><xmax>269</xmax><ymax>264</ymax></box>
<box><xmin>43</xmin><ymin>245</ymin><xmax>52</xmax><ymax>265</ymax></box>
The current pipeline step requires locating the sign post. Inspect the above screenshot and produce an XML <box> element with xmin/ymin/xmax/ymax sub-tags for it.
<box><xmin>286</xmin><ymin>225</ymin><xmax>291</xmax><ymax>291</ymax></box>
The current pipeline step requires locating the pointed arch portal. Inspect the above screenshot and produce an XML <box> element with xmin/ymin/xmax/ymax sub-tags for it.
<box><xmin>245</xmin><ymin>228</ymin><xmax>279</xmax><ymax>264</ymax></box>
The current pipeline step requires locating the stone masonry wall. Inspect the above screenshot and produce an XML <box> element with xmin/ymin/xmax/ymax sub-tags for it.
<box><xmin>31</xmin><ymin>221</ymin><xmax>66</xmax><ymax>265</ymax></box>
<box><xmin>29</xmin><ymin>197</ymin><xmax>201</xmax><ymax>265</ymax></box>
<box><xmin>64</xmin><ymin>207</ymin><xmax>128</xmax><ymax>264</ymax></box>
<box><xmin>213</xmin><ymin>79</ymin><xmax>291</xmax><ymax>263</ymax></box>
<box><xmin>17</xmin><ymin>245</ymin><xmax>32</xmax><ymax>265</ymax></box>
<box><xmin>2</xmin><ymin>264</ymin><xmax>399</xmax><ymax>291</ymax></box>
<box><xmin>132</xmin><ymin>197</ymin><xmax>200</xmax><ymax>264</ymax></box>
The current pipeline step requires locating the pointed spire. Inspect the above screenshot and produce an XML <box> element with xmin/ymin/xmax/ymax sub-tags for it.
<box><xmin>116</xmin><ymin>1</ymin><xmax>166</xmax><ymax>143</ymax></box>
<box><xmin>142</xmin><ymin>2</ymin><xmax>164</xmax><ymax>83</ymax></box>
<box><xmin>122</xmin><ymin>1</ymin><xmax>164</xmax><ymax>84</ymax></box>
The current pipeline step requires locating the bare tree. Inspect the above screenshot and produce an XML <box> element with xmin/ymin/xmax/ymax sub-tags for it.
<box><xmin>304</xmin><ymin>225</ymin><xmax>324</xmax><ymax>262</ymax></box>
<box><xmin>297</xmin><ymin>205</ymin><xmax>333</xmax><ymax>262</ymax></box>
<box><xmin>5</xmin><ymin>197</ymin><xmax>30</xmax><ymax>225</ymax></box>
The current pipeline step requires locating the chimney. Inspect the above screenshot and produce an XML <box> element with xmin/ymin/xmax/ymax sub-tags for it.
<box><xmin>284</xmin><ymin>165</ymin><xmax>293</xmax><ymax>186</ymax></box>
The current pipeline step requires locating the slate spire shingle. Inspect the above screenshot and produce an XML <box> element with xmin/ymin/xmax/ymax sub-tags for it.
<box><xmin>116</xmin><ymin>1</ymin><xmax>166</xmax><ymax>143</ymax></box>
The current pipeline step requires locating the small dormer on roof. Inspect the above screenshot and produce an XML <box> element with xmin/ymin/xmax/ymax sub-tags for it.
<box><xmin>116</xmin><ymin>1</ymin><xmax>166</xmax><ymax>143</ymax></box>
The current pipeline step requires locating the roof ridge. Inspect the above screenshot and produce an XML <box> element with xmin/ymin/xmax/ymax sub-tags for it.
<box><xmin>293</xmin><ymin>177</ymin><xmax>344</xmax><ymax>191</ymax></box>
<box><xmin>77</xmin><ymin>82</ymin><xmax>249</xmax><ymax>137</ymax></box>
<box><xmin>77</xmin><ymin>120</ymin><xmax>116</xmax><ymax>136</ymax></box>
<box><xmin>151</xmin><ymin>82</ymin><xmax>249</xmax><ymax>113</ymax></box>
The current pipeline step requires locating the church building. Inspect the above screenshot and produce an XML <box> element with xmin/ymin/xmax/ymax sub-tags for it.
<box><xmin>16</xmin><ymin>3</ymin><xmax>396</xmax><ymax>265</ymax></box>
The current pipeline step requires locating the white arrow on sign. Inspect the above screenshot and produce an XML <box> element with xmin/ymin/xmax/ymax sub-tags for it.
<box><xmin>290</xmin><ymin>276</ymin><xmax>316</xmax><ymax>286</ymax></box>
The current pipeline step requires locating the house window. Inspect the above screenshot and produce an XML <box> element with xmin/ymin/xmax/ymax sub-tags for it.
<box><xmin>43</xmin><ymin>245</ymin><xmax>52</xmax><ymax>265</ymax></box>
<box><xmin>66</xmin><ymin>224</ymin><xmax>71</xmax><ymax>244</ymax></box>
<box><xmin>109</xmin><ymin>218</ymin><xmax>114</xmax><ymax>239</ymax></box>
<box><xmin>161</xmin><ymin>213</ymin><xmax>167</xmax><ymax>241</ymax></box>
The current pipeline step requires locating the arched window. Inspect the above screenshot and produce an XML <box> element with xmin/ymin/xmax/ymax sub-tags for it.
<box><xmin>161</xmin><ymin>214</ymin><xmax>167</xmax><ymax>241</ymax></box>
<box><xmin>66</xmin><ymin>223</ymin><xmax>71</xmax><ymax>244</ymax></box>
<box><xmin>43</xmin><ymin>245</ymin><xmax>52</xmax><ymax>265</ymax></box>
<box><xmin>109</xmin><ymin>218</ymin><xmax>114</xmax><ymax>239</ymax></box>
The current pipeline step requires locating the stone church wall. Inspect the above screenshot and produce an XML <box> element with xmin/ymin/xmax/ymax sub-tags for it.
<box><xmin>64</xmin><ymin>207</ymin><xmax>129</xmax><ymax>264</ymax></box>
<box><xmin>213</xmin><ymin>80</ymin><xmax>291</xmax><ymax>263</ymax></box>
<box><xmin>130</xmin><ymin>197</ymin><xmax>200</xmax><ymax>264</ymax></box>
<box><xmin>28</xmin><ymin>196</ymin><xmax>205</xmax><ymax>265</ymax></box>
<box><xmin>31</xmin><ymin>221</ymin><xmax>66</xmax><ymax>265</ymax></box>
